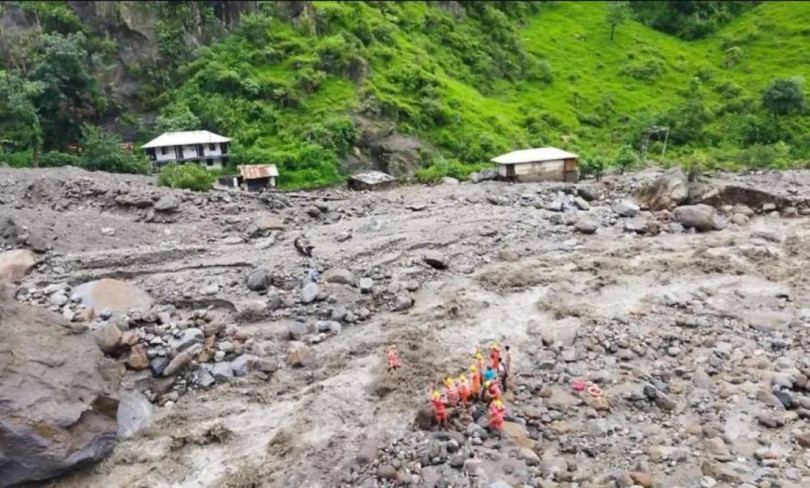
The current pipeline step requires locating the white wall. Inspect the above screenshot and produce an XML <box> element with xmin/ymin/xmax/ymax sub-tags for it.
<box><xmin>154</xmin><ymin>147</ymin><xmax>175</xmax><ymax>162</ymax></box>
<box><xmin>202</xmin><ymin>143</ymin><xmax>223</xmax><ymax>157</ymax></box>
<box><xmin>498</xmin><ymin>160</ymin><xmax>566</xmax><ymax>181</ymax></box>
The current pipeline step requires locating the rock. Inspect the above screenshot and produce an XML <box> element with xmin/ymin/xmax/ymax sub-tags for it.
<box><xmin>149</xmin><ymin>356</ymin><xmax>171</xmax><ymax>377</ymax></box>
<box><xmin>573</xmin><ymin>196</ymin><xmax>590</xmax><ymax>211</ymax></box>
<box><xmin>377</xmin><ymin>464</ymin><xmax>397</xmax><ymax>481</ymax></box>
<box><xmin>758</xmin><ymin>413</ymin><xmax>783</xmax><ymax>428</ymax></box>
<box><xmin>624</xmin><ymin>217</ymin><xmax>649</xmax><ymax>234</ymax></box>
<box><xmin>211</xmin><ymin>361</ymin><xmax>234</xmax><ymax>382</ymax></box>
<box><xmin>287</xmin><ymin>321</ymin><xmax>308</xmax><ymax>340</ymax></box>
<box><xmin>116</xmin><ymin>390</ymin><xmax>153</xmax><ymax>439</ymax></box>
<box><xmin>230</xmin><ymin>355</ymin><xmax>255</xmax><ymax>377</ymax></box>
<box><xmin>168</xmin><ymin>328</ymin><xmax>204</xmax><ymax>352</ymax></box>
<box><xmin>316</xmin><ymin>320</ymin><xmax>342</xmax><ymax>334</ymax></box>
<box><xmin>441</xmin><ymin>177</ymin><xmax>459</xmax><ymax>185</ymax></box>
<box><xmin>356</xmin><ymin>439</ymin><xmax>380</xmax><ymax>465</ymax></box>
<box><xmin>126</xmin><ymin>345</ymin><xmax>150</xmax><ymax>370</ymax></box>
<box><xmin>637</xmin><ymin>167</ymin><xmax>689</xmax><ymax>210</ymax></box>
<box><xmin>654</xmin><ymin>393</ymin><xmax>677</xmax><ymax>411</ymax></box>
<box><xmin>673</xmin><ymin>204</ymin><xmax>717</xmax><ymax>232</ymax></box>
<box><xmin>93</xmin><ymin>323</ymin><xmax>123</xmax><ymax>354</ymax></box>
<box><xmin>732</xmin><ymin>204</ymin><xmax>754</xmax><ymax>217</ymax></box>
<box><xmin>323</xmin><ymin>268</ymin><xmax>356</xmax><ymax>286</ymax></box>
<box><xmin>774</xmin><ymin>390</ymin><xmax>794</xmax><ymax>409</ymax></box>
<box><xmin>0</xmin><ymin>293</ymin><xmax>119</xmax><ymax>486</ymax></box>
<box><xmin>578</xmin><ymin>186</ymin><xmax>599</xmax><ymax>201</ymax></box>
<box><xmin>0</xmin><ymin>249</ymin><xmax>37</xmax><ymax>282</ymax></box>
<box><xmin>795</xmin><ymin>432</ymin><xmax>810</xmax><ymax>448</ymax></box>
<box><xmin>545</xmin><ymin>199</ymin><xmax>563</xmax><ymax>212</ymax></box>
<box><xmin>782</xmin><ymin>206</ymin><xmax>798</xmax><ymax>218</ymax></box>
<box><xmin>730</xmin><ymin>213</ymin><xmax>749</xmax><ymax>225</ymax></box>
<box><xmin>222</xmin><ymin>236</ymin><xmax>243</xmax><ymax>245</ymax></box>
<box><xmin>153</xmin><ymin>194</ymin><xmax>179</xmax><ymax>212</ymax></box>
<box><xmin>288</xmin><ymin>345</ymin><xmax>313</xmax><ymax>368</ymax></box>
<box><xmin>71</xmin><ymin>279</ymin><xmax>153</xmax><ymax>314</ymax></box>
<box><xmin>50</xmin><ymin>292</ymin><xmax>68</xmax><ymax>307</ymax></box>
<box><xmin>393</xmin><ymin>295</ymin><xmax>414</xmax><ymax>312</ymax></box>
<box><xmin>359</xmin><ymin>278</ymin><xmax>374</xmax><ymax>294</ymax></box>
<box><xmin>330</xmin><ymin>305</ymin><xmax>348</xmax><ymax>321</ymax></box>
<box><xmin>575</xmin><ymin>219</ymin><xmax>598</xmax><ymax>234</ymax></box>
<box><xmin>762</xmin><ymin>202</ymin><xmax>777</xmax><ymax>212</ymax></box>
<box><xmin>301</xmin><ymin>282</ymin><xmax>319</xmax><ymax>304</ymax></box>
<box><xmin>246</xmin><ymin>267</ymin><xmax>272</xmax><ymax>291</ymax></box>
<box><xmin>423</xmin><ymin>251</ymin><xmax>448</xmax><ymax>270</ymax></box>
<box><xmin>630</xmin><ymin>472</ymin><xmax>653</xmax><ymax>488</ymax></box>
<box><xmin>335</xmin><ymin>231</ymin><xmax>352</xmax><ymax>242</ymax></box>
<box><xmin>193</xmin><ymin>367</ymin><xmax>216</xmax><ymax>388</ymax></box>
<box><xmin>668</xmin><ymin>222</ymin><xmax>684</xmax><ymax>233</ymax></box>
<box><xmin>613</xmin><ymin>200</ymin><xmax>640</xmax><ymax>217</ymax></box>
<box><xmin>163</xmin><ymin>351</ymin><xmax>192</xmax><ymax>376</ymax></box>
<box><xmin>252</xmin><ymin>215</ymin><xmax>286</xmax><ymax>233</ymax></box>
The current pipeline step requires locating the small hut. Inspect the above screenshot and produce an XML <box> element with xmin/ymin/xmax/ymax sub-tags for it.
<box><xmin>348</xmin><ymin>171</ymin><xmax>397</xmax><ymax>191</ymax></box>
<box><xmin>238</xmin><ymin>164</ymin><xmax>279</xmax><ymax>192</ymax></box>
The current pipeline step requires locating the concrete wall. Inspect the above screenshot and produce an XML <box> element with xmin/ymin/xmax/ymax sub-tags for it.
<box><xmin>497</xmin><ymin>160</ymin><xmax>566</xmax><ymax>182</ymax></box>
<box><xmin>202</xmin><ymin>143</ymin><xmax>223</xmax><ymax>157</ymax></box>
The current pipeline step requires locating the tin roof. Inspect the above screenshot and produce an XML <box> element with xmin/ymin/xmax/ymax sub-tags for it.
<box><xmin>349</xmin><ymin>171</ymin><xmax>396</xmax><ymax>185</ymax></box>
<box><xmin>142</xmin><ymin>130</ymin><xmax>231</xmax><ymax>149</ymax></box>
<box><xmin>491</xmin><ymin>147</ymin><xmax>578</xmax><ymax>165</ymax></box>
<box><xmin>238</xmin><ymin>164</ymin><xmax>279</xmax><ymax>180</ymax></box>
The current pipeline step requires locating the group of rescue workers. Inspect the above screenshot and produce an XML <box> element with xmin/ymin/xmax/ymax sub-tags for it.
<box><xmin>387</xmin><ymin>342</ymin><xmax>512</xmax><ymax>433</ymax></box>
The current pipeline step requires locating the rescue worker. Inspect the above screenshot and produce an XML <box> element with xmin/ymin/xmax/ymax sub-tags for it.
<box><xmin>484</xmin><ymin>379</ymin><xmax>501</xmax><ymax>403</ymax></box>
<box><xmin>489</xmin><ymin>342</ymin><xmax>500</xmax><ymax>370</ymax></box>
<box><xmin>475</xmin><ymin>351</ymin><xmax>487</xmax><ymax>381</ymax></box>
<box><xmin>483</xmin><ymin>365</ymin><xmax>497</xmax><ymax>384</ymax></box>
<box><xmin>444</xmin><ymin>376</ymin><xmax>459</xmax><ymax>408</ymax></box>
<box><xmin>386</xmin><ymin>346</ymin><xmax>402</xmax><ymax>373</ymax></box>
<box><xmin>469</xmin><ymin>364</ymin><xmax>482</xmax><ymax>399</ymax></box>
<box><xmin>488</xmin><ymin>398</ymin><xmax>506</xmax><ymax>431</ymax></box>
<box><xmin>457</xmin><ymin>374</ymin><xmax>471</xmax><ymax>406</ymax></box>
<box><xmin>431</xmin><ymin>390</ymin><xmax>448</xmax><ymax>429</ymax></box>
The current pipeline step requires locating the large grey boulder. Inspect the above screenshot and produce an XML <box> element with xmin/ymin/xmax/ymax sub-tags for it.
<box><xmin>0</xmin><ymin>290</ymin><xmax>119</xmax><ymax>486</ymax></box>
<box><xmin>673</xmin><ymin>204</ymin><xmax>717</xmax><ymax>232</ymax></box>
<box><xmin>153</xmin><ymin>194</ymin><xmax>179</xmax><ymax>212</ymax></box>
<box><xmin>322</xmin><ymin>268</ymin><xmax>356</xmax><ymax>286</ymax></box>
<box><xmin>301</xmin><ymin>282</ymin><xmax>319</xmax><ymax>304</ymax></box>
<box><xmin>612</xmin><ymin>200</ymin><xmax>640</xmax><ymax>217</ymax></box>
<box><xmin>637</xmin><ymin>168</ymin><xmax>689</xmax><ymax>211</ymax></box>
<box><xmin>246</xmin><ymin>267</ymin><xmax>272</xmax><ymax>291</ymax></box>
<box><xmin>116</xmin><ymin>390</ymin><xmax>154</xmax><ymax>439</ymax></box>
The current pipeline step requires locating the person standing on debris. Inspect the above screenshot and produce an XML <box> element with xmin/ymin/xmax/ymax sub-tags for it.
<box><xmin>457</xmin><ymin>374</ymin><xmax>471</xmax><ymax>406</ymax></box>
<box><xmin>444</xmin><ymin>376</ymin><xmax>459</xmax><ymax>408</ymax></box>
<box><xmin>432</xmin><ymin>390</ymin><xmax>448</xmax><ymax>429</ymax></box>
<box><xmin>488</xmin><ymin>399</ymin><xmax>506</xmax><ymax>431</ymax></box>
<box><xmin>503</xmin><ymin>345</ymin><xmax>512</xmax><ymax>392</ymax></box>
<box><xmin>469</xmin><ymin>364</ymin><xmax>481</xmax><ymax>400</ymax></box>
<box><xmin>489</xmin><ymin>342</ymin><xmax>500</xmax><ymax>370</ymax></box>
<box><xmin>386</xmin><ymin>346</ymin><xmax>402</xmax><ymax>374</ymax></box>
<box><xmin>475</xmin><ymin>351</ymin><xmax>487</xmax><ymax>381</ymax></box>
<box><xmin>498</xmin><ymin>357</ymin><xmax>508</xmax><ymax>393</ymax></box>
<box><xmin>483</xmin><ymin>365</ymin><xmax>497</xmax><ymax>385</ymax></box>
<box><xmin>484</xmin><ymin>380</ymin><xmax>501</xmax><ymax>404</ymax></box>
<box><xmin>463</xmin><ymin>450</ymin><xmax>488</xmax><ymax>488</ymax></box>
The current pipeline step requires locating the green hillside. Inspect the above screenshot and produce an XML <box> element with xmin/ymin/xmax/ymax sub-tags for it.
<box><xmin>1</xmin><ymin>1</ymin><xmax>809</xmax><ymax>188</ymax></box>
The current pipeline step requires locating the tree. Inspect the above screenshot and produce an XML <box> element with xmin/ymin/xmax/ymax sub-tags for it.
<box><xmin>78</xmin><ymin>124</ymin><xmax>150</xmax><ymax>174</ymax></box>
<box><xmin>615</xmin><ymin>144</ymin><xmax>639</xmax><ymax>174</ymax></box>
<box><xmin>606</xmin><ymin>2</ymin><xmax>630</xmax><ymax>41</ymax></box>
<box><xmin>762</xmin><ymin>77</ymin><xmax>805</xmax><ymax>123</ymax></box>
<box><xmin>0</xmin><ymin>71</ymin><xmax>43</xmax><ymax>166</ymax></box>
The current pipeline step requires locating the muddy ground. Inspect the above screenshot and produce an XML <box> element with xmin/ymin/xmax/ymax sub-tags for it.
<box><xmin>2</xmin><ymin>167</ymin><xmax>810</xmax><ymax>488</ymax></box>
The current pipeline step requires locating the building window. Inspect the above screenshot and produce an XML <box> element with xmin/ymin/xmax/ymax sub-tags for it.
<box><xmin>209</xmin><ymin>143</ymin><xmax>216</xmax><ymax>151</ymax></box>
<box><xmin>206</xmin><ymin>159</ymin><xmax>213</xmax><ymax>166</ymax></box>
<box><xmin>161</xmin><ymin>147</ymin><xmax>168</xmax><ymax>155</ymax></box>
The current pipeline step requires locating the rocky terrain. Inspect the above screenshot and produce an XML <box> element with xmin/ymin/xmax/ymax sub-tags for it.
<box><xmin>1</xmin><ymin>166</ymin><xmax>810</xmax><ymax>488</ymax></box>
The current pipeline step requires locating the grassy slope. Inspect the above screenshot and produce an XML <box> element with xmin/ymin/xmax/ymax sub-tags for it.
<box><xmin>165</xmin><ymin>1</ymin><xmax>810</xmax><ymax>187</ymax></box>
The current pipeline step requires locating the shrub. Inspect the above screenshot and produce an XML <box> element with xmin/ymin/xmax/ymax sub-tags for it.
<box><xmin>158</xmin><ymin>164</ymin><xmax>217</xmax><ymax>191</ymax></box>
<box><xmin>579</xmin><ymin>156</ymin><xmax>606</xmax><ymax>180</ymax></box>
<box><xmin>736</xmin><ymin>142</ymin><xmax>794</xmax><ymax>170</ymax></box>
<box><xmin>78</xmin><ymin>124</ymin><xmax>150</xmax><ymax>174</ymax></box>
<box><xmin>614</xmin><ymin>145</ymin><xmax>640</xmax><ymax>173</ymax></box>
<box><xmin>620</xmin><ymin>57</ymin><xmax>665</xmax><ymax>82</ymax></box>
<box><xmin>40</xmin><ymin>151</ymin><xmax>81</xmax><ymax>167</ymax></box>
<box><xmin>415</xmin><ymin>156</ymin><xmax>491</xmax><ymax>183</ymax></box>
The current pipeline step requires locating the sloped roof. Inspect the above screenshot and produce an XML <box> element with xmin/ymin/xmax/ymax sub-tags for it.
<box><xmin>238</xmin><ymin>164</ymin><xmax>279</xmax><ymax>179</ymax></box>
<box><xmin>491</xmin><ymin>147</ymin><xmax>578</xmax><ymax>165</ymax></box>
<box><xmin>141</xmin><ymin>130</ymin><xmax>231</xmax><ymax>149</ymax></box>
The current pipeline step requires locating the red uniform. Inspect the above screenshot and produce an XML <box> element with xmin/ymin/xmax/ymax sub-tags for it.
<box><xmin>487</xmin><ymin>381</ymin><xmax>501</xmax><ymax>402</ymax></box>
<box><xmin>444</xmin><ymin>382</ymin><xmax>459</xmax><ymax>408</ymax></box>
<box><xmin>490</xmin><ymin>348</ymin><xmax>500</xmax><ymax>370</ymax></box>
<box><xmin>432</xmin><ymin>397</ymin><xmax>447</xmax><ymax>423</ymax></box>
<box><xmin>488</xmin><ymin>402</ymin><xmax>505</xmax><ymax>430</ymax></box>
<box><xmin>458</xmin><ymin>380</ymin><xmax>471</xmax><ymax>406</ymax></box>
<box><xmin>387</xmin><ymin>350</ymin><xmax>401</xmax><ymax>370</ymax></box>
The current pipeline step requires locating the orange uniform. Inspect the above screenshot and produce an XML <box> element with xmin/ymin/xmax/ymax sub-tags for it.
<box><xmin>488</xmin><ymin>401</ymin><xmax>506</xmax><ymax>430</ymax></box>
<box><xmin>470</xmin><ymin>367</ymin><xmax>481</xmax><ymax>397</ymax></box>
<box><xmin>475</xmin><ymin>354</ymin><xmax>487</xmax><ymax>383</ymax></box>
<box><xmin>490</xmin><ymin>347</ymin><xmax>500</xmax><ymax>370</ymax></box>
<box><xmin>457</xmin><ymin>377</ymin><xmax>471</xmax><ymax>406</ymax></box>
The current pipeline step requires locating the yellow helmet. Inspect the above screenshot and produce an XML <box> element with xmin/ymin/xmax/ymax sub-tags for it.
<box><xmin>444</xmin><ymin>377</ymin><xmax>454</xmax><ymax>386</ymax></box>
<box><xmin>468</xmin><ymin>365</ymin><xmax>477</xmax><ymax>372</ymax></box>
<box><xmin>459</xmin><ymin>374</ymin><xmax>467</xmax><ymax>382</ymax></box>
<box><xmin>432</xmin><ymin>390</ymin><xmax>441</xmax><ymax>399</ymax></box>
<box><xmin>493</xmin><ymin>399</ymin><xmax>503</xmax><ymax>408</ymax></box>
<box><xmin>490</xmin><ymin>342</ymin><xmax>500</xmax><ymax>350</ymax></box>
<box><xmin>475</xmin><ymin>352</ymin><xmax>484</xmax><ymax>360</ymax></box>
<box><xmin>484</xmin><ymin>381</ymin><xmax>491</xmax><ymax>388</ymax></box>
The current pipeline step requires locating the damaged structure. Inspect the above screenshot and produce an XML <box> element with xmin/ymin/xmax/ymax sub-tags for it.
<box><xmin>492</xmin><ymin>147</ymin><xmax>579</xmax><ymax>183</ymax></box>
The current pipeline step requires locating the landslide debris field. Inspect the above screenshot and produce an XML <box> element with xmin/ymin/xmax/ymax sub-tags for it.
<box><xmin>2</xmin><ymin>167</ymin><xmax>810</xmax><ymax>488</ymax></box>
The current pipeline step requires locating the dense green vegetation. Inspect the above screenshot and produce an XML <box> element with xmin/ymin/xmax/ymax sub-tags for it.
<box><xmin>1</xmin><ymin>1</ymin><xmax>809</xmax><ymax>187</ymax></box>
<box><xmin>158</xmin><ymin>163</ymin><xmax>217</xmax><ymax>192</ymax></box>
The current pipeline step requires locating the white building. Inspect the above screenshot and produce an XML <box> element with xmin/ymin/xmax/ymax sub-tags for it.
<box><xmin>141</xmin><ymin>130</ymin><xmax>232</xmax><ymax>171</ymax></box>
<box><xmin>492</xmin><ymin>147</ymin><xmax>579</xmax><ymax>182</ymax></box>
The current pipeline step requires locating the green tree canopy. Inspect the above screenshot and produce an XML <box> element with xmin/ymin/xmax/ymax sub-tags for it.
<box><xmin>0</xmin><ymin>71</ymin><xmax>43</xmax><ymax>165</ymax></box>
<box><xmin>762</xmin><ymin>77</ymin><xmax>805</xmax><ymax>119</ymax></box>
<box><xmin>606</xmin><ymin>2</ymin><xmax>630</xmax><ymax>40</ymax></box>
<box><xmin>78</xmin><ymin>124</ymin><xmax>149</xmax><ymax>174</ymax></box>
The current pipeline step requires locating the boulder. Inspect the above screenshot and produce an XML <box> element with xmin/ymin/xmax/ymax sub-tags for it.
<box><xmin>116</xmin><ymin>390</ymin><xmax>153</xmax><ymax>439</ymax></box>
<box><xmin>577</xmin><ymin>186</ymin><xmax>600</xmax><ymax>202</ymax></box>
<box><xmin>246</xmin><ymin>267</ymin><xmax>272</xmax><ymax>291</ymax></box>
<box><xmin>93</xmin><ymin>323</ymin><xmax>123</xmax><ymax>355</ymax></box>
<box><xmin>163</xmin><ymin>351</ymin><xmax>192</xmax><ymax>377</ymax></box>
<box><xmin>287</xmin><ymin>320</ymin><xmax>308</xmax><ymax>340</ymax></box>
<box><xmin>168</xmin><ymin>328</ymin><xmax>204</xmax><ymax>352</ymax></box>
<box><xmin>359</xmin><ymin>278</ymin><xmax>374</xmax><ymax>294</ymax></box>
<box><xmin>0</xmin><ymin>249</ymin><xmax>37</xmax><ymax>283</ymax></box>
<box><xmin>0</xmin><ymin>291</ymin><xmax>119</xmax><ymax>486</ymax></box>
<box><xmin>673</xmin><ymin>204</ymin><xmax>717</xmax><ymax>232</ymax></box>
<box><xmin>575</xmin><ymin>219</ymin><xmax>598</xmax><ymax>235</ymax></box>
<box><xmin>323</xmin><ymin>268</ymin><xmax>356</xmax><ymax>286</ymax></box>
<box><xmin>230</xmin><ymin>355</ymin><xmax>256</xmax><ymax>377</ymax></box>
<box><xmin>70</xmin><ymin>279</ymin><xmax>153</xmax><ymax>314</ymax></box>
<box><xmin>423</xmin><ymin>251</ymin><xmax>448</xmax><ymax>270</ymax></box>
<box><xmin>289</xmin><ymin>345</ymin><xmax>313</xmax><ymax>368</ymax></box>
<box><xmin>153</xmin><ymin>194</ymin><xmax>179</xmax><ymax>212</ymax></box>
<box><xmin>149</xmin><ymin>356</ymin><xmax>171</xmax><ymax>377</ymax></box>
<box><xmin>613</xmin><ymin>200</ymin><xmax>640</xmax><ymax>217</ymax></box>
<box><xmin>211</xmin><ymin>361</ymin><xmax>234</xmax><ymax>382</ymax></box>
<box><xmin>126</xmin><ymin>345</ymin><xmax>150</xmax><ymax>370</ymax></box>
<box><xmin>637</xmin><ymin>168</ymin><xmax>689</xmax><ymax>210</ymax></box>
<box><xmin>301</xmin><ymin>282</ymin><xmax>319</xmax><ymax>304</ymax></box>
<box><xmin>441</xmin><ymin>177</ymin><xmax>459</xmax><ymax>185</ymax></box>
<box><xmin>573</xmin><ymin>197</ymin><xmax>590</xmax><ymax>211</ymax></box>
<box><xmin>393</xmin><ymin>295</ymin><xmax>414</xmax><ymax>312</ymax></box>
<box><xmin>253</xmin><ymin>215</ymin><xmax>286</xmax><ymax>232</ymax></box>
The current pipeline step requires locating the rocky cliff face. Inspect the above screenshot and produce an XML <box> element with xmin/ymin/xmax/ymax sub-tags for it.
<box><xmin>0</xmin><ymin>285</ymin><xmax>120</xmax><ymax>486</ymax></box>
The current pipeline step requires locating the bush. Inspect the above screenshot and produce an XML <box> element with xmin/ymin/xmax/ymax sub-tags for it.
<box><xmin>0</xmin><ymin>149</ymin><xmax>34</xmax><ymax>168</ymax></box>
<box><xmin>736</xmin><ymin>142</ymin><xmax>794</xmax><ymax>170</ymax></box>
<box><xmin>415</xmin><ymin>156</ymin><xmax>491</xmax><ymax>183</ymax></box>
<box><xmin>158</xmin><ymin>164</ymin><xmax>217</xmax><ymax>191</ymax></box>
<box><xmin>40</xmin><ymin>151</ymin><xmax>81</xmax><ymax>167</ymax></box>
<box><xmin>579</xmin><ymin>156</ymin><xmax>606</xmax><ymax>180</ymax></box>
<box><xmin>620</xmin><ymin>57</ymin><xmax>665</xmax><ymax>82</ymax></box>
<box><xmin>614</xmin><ymin>145</ymin><xmax>640</xmax><ymax>173</ymax></box>
<box><xmin>78</xmin><ymin>124</ymin><xmax>150</xmax><ymax>174</ymax></box>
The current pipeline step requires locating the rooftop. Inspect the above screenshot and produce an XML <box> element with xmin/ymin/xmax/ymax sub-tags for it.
<box><xmin>141</xmin><ymin>130</ymin><xmax>231</xmax><ymax>149</ymax></box>
<box><xmin>349</xmin><ymin>171</ymin><xmax>397</xmax><ymax>185</ymax></box>
<box><xmin>491</xmin><ymin>147</ymin><xmax>578</xmax><ymax>165</ymax></box>
<box><xmin>238</xmin><ymin>164</ymin><xmax>279</xmax><ymax>180</ymax></box>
